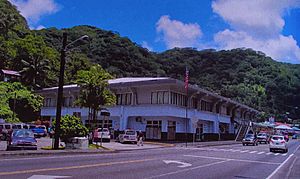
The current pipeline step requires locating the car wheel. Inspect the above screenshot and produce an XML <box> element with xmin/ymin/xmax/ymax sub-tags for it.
<box><xmin>270</xmin><ymin>148</ymin><xmax>273</xmax><ymax>152</ymax></box>
<box><xmin>256</xmin><ymin>142</ymin><xmax>258</xmax><ymax>146</ymax></box>
<box><xmin>285</xmin><ymin>149</ymin><xmax>288</xmax><ymax>153</ymax></box>
<box><xmin>242</xmin><ymin>143</ymin><xmax>245</xmax><ymax>146</ymax></box>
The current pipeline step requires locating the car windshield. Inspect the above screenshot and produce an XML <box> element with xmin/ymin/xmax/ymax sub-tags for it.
<box><xmin>29</xmin><ymin>125</ymin><xmax>36</xmax><ymax>129</ymax></box>
<box><xmin>258</xmin><ymin>133</ymin><xmax>266</xmax><ymax>136</ymax></box>
<box><xmin>125</xmin><ymin>131</ymin><xmax>136</xmax><ymax>135</ymax></box>
<box><xmin>38</xmin><ymin>126</ymin><xmax>46</xmax><ymax>129</ymax></box>
<box><xmin>13</xmin><ymin>130</ymin><xmax>34</xmax><ymax>138</ymax></box>
<box><xmin>5</xmin><ymin>125</ymin><xmax>11</xmax><ymax>129</ymax></box>
<box><xmin>245</xmin><ymin>134</ymin><xmax>254</xmax><ymax>138</ymax></box>
<box><xmin>272</xmin><ymin>136</ymin><xmax>284</xmax><ymax>140</ymax></box>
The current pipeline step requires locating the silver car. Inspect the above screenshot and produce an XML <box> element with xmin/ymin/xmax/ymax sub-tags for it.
<box><xmin>269</xmin><ymin>135</ymin><xmax>288</xmax><ymax>153</ymax></box>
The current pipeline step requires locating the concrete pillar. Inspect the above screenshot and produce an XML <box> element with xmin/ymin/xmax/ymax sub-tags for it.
<box><xmin>214</xmin><ymin>115</ymin><xmax>220</xmax><ymax>133</ymax></box>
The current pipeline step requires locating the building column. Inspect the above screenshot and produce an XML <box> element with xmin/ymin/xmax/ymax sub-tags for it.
<box><xmin>214</xmin><ymin>116</ymin><xmax>220</xmax><ymax>133</ymax></box>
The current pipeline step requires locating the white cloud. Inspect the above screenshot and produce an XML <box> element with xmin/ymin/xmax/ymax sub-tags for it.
<box><xmin>35</xmin><ymin>25</ymin><xmax>45</xmax><ymax>30</ymax></box>
<box><xmin>215</xmin><ymin>29</ymin><xmax>300</xmax><ymax>64</ymax></box>
<box><xmin>156</xmin><ymin>15</ymin><xmax>202</xmax><ymax>49</ymax></box>
<box><xmin>141</xmin><ymin>41</ymin><xmax>153</xmax><ymax>51</ymax></box>
<box><xmin>212</xmin><ymin>0</ymin><xmax>300</xmax><ymax>63</ymax></box>
<box><xmin>9</xmin><ymin>0</ymin><xmax>59</xmax><ymax>24</ymax></box>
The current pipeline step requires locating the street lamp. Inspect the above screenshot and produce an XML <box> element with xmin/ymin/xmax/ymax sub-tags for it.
<box><xmin>53</xmin><ymin>33</ymin><xmax>89</xmax><ymax>149</ymax></box>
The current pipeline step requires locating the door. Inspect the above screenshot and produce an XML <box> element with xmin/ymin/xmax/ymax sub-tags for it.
<box><xmin>146</xmin><ymin>120</ymin><xmax>162</xmax><ymax>140</ymax></box>
<box><xmin>167</xmin><ymin>121</ymin><xmax>176</xmax><ymax>140</ymax></box>
<box><xmin>195</xmin><ymin>123</ymin><xmax>203</xmax><ymax>141</ymax></box>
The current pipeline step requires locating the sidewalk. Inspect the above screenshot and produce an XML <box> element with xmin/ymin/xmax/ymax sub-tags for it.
<box><xmin>0</xmin><ymin>139</ymin><xmax>239</xmax><ymax>157</ymax></box>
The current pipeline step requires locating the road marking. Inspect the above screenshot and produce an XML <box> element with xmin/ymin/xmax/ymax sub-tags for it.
<box><xmin>163</xmin><ymin>160</ymin><xmax>192</xmax><ymax>168</ymax></box>
<box><xmin>293</xmin><ymin>143</ymin><xmax>300</xmax><ymax>153</ymax></box>
<box><xmin>231</xmin><ymin>149</ymin><xmax>241</xmax><ymax>152</ymax></box>
<box><xmin>27</xmin><ymin>175</ymin><xmax>70</xmax><ymax>179</ymax></box>
<box><xmin>266</xmin><ymin>152</ymin><xmax>272</xmax><ymax>155</ymax></box>
<box><xmin>146</xmin><ymin>160</ymin><xmax>228</xmax><ymax>179</ymax></box>
<box><xmin>274</xmin><ymin>153</ymin><xmax>280</xmax><ymax>156</ymax></box>
<box><xmin>266</xmin><ymin>154</ymin><xmax>294</xmax><ymax>179</ymax></box>
<box><xmin>282</xmin><ymin>153</ymin><xmax>287</xmax><ymax>156</ymax></box>
<box><xmin>257</xmin><ymin>152</ymin><xmax>265</xmax><ymax>155</ymax></box>
<box><xmin>249</xmin><ymin>151</ymin><xmax>257</xmax><ymax>154</ymax></box>
<box><xmin>285</xmin><ymin>155</ymin><xmax>297</xmax><ymax>179</ymax></box>
<box><xmin>0</xmin><ymin>158</ymin><xmax>155</xmax><ymax>176</ymax></box>
<box><xmin>240</xmin><ymin>150</ymin><xmax>249</xmax><ymax>153</ymax></box>
<box><xmin>184</xmin><ymin>155</ymin><xmax>280</xmax><ymax>165</ymax></box>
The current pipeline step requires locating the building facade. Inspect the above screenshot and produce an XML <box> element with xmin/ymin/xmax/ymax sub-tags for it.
<box><xmin>36</xmin><ymin>77</ymin><xmax>259</xmax><ymax>141</ymax></box>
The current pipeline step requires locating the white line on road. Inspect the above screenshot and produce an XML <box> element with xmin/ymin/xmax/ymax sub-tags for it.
<box><xmin>249</xmin><ymin>151</ymin><xmax>257</xmax><ymax>154</ymax></box>
<box><xmin>274</xmin><ymin>153</ymin><xmax>280</xmax><ymax>156</ymax></box>
<box><xmin>282</xmin><ymin>153</ymin><xmax>287</xmax><ymax>156</ymax></box>
<box><xmin>266</xmin><ymin>152</ymin><xmax>272</xmax><ymax>155</ymax></box>
<box><xmin>240</xmin><ymin>150</ymin><xmax>249</xmax><ymax>153</ymax></box>
<box><xmin>184</xmin><ymin>155</ymin><xmax>280</xmax><ymax>165</ymax></box>
<box><xmin>257</xmin><ymin>152</ymin><xmax>265</xmax><ymax>155</ymax></box>
<box><xmin>231</xmin><ymin>150</ymin><xmax>241</xmax><ymax>152</ymax></box>
<box><xmin>266</xmin><ymin>154</ymin><xmax>294</xmax><ymax>179</ymax></box>
<box><xmin>145</xmin><ymin>160</ymin><xmax>228</xmax><ymax>179</ymax></box>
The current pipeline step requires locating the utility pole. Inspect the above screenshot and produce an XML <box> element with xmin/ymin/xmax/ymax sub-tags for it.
<box><xmin>185</xmin><ymin>67</ymin><xmax>189</xmax><ymax>147</ymax></box>
<box><xmin>54</xmin><ymin>33</ymin><xmax>68</xmax><ymax>149</ymax></box>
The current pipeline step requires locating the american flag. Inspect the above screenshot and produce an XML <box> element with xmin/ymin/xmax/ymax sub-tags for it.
<box><xmin>185</xmin><ymin>67</ymin><xmax>189</xmax><ymax>89</ymax></box>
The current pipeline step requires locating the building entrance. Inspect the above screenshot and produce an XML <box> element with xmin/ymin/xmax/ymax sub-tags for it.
<box><xmin>167</xmin><ymin>121</ymin><xmax>176</xmax><ymax>140</ymax></box>
<box><xmin>146</xmin><ymin>120</ymin><xmax>162</xmax><ymax>140</ymax></box>
<box><xmin>195</xmin><ymin>123</ymin><xmax>203</xmax><ymax>141</ymax></box>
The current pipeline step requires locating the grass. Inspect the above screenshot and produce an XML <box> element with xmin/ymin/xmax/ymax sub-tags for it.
<box><xmin>41</xmin><ymin>146</ymin><xmax>65</xmax><ymax>150</ymax></box>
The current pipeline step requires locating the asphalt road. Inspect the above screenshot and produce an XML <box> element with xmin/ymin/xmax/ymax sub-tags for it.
<box><xmin>0</xmin><ymin>139</ymin><xmax>299</xmax><ymax>179</ymax></box>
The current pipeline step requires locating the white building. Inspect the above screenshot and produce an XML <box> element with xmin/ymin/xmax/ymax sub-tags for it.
<box><xmin>36</xmin><ymin>77</ymin><xmax>259</xmax><ymax>141</ymax></box>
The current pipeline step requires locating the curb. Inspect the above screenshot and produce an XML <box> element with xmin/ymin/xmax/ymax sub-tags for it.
<box><xmin>144</xmin><ymin>141</ymin><xmax>175</xmax><ymax>147</ymax></box>
<box><xmin>0</xmin><ymin>148</ymin><xmax>116</xmax><ymax>157</ymax></box>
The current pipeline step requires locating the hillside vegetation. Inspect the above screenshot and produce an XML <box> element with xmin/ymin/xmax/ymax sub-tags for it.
<box><xmin>0</xmin><ymin>0</ymin><xmax>299</xmax><ymax>121</ymax></box>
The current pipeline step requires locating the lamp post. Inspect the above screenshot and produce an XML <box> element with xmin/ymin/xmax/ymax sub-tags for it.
<box><xmin>53</xmin><ymin>33</ymin><xmax>89</xmax><ymax>149</ymax></box>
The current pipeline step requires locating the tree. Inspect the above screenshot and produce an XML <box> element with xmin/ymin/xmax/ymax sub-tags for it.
<box><xmin>52</xmin><ymin>115</ymin><xmax>88</xmax><ymax>142</ymax></box>
<box><xmin>13</xmin><ymin>34</ymin><xmax>58</xmax><ymax>89</ymax></box>
<box><xmin>75</xmin><ymin>65</ymin><xmax>116</xmax><ymax>129</ymax></box>
<box><xmin>0</xmin><ymin>82</ymin><xmax>43</xmax><ymax>123</ymax></box>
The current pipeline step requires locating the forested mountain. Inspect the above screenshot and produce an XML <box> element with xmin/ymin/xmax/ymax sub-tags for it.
<box><xmin>0</xmin><ymin>0</ymin><xmax>299</xmax><ymax>120</ymax></box>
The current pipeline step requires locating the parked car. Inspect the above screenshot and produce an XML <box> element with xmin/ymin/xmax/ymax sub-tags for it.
<box><xmin>257</xmin><ymin>133</ymin><xmax>269</xmax><ymax>144</ymax></box>
<box><xmin>93</xmin><ymin>128</ymin><xmax>111</xmax><ymax>142</ymax></box>
<box><xmin>242</xmin><ymin>134</ymin><xmax>258</xmax><ymax>146</ymax></box>
<box><xmin>269</xmin><ymin>135</ymin><xmax>288</xmax><ymax>153</ymax></box>
<box><xmin>0</xmin><ymin>123</ymin><xmax>14</xmax><ymax>140</ymax></box>
<box><xmin>6</xmin><ymin>129</ymin><xmax>37</xmax><ymax>151</ymax></box>
<box><xmin>31</xmin><ymin>125</ymin><xmax>47</xmax><ymax>137</ymax></box>
<box><xmin>14</xmin><ymin>123</ymin><xmax>29</xmax><ymax>129</ymax></box>
<box><xmin>292</xmin><ymin>134</ymin><xmax>300</xmax><ymax>139</ymax></box>
<box><xmin>118</xmin><ymin>129</ymin><xmax>137</xmax><ymax>144</ymax></box>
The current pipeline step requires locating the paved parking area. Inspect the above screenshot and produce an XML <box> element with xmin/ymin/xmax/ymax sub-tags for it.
<box><xmin>0</xmin><ymin>137</ymin><xmax>57</xmax><ymax>151</ymax></box>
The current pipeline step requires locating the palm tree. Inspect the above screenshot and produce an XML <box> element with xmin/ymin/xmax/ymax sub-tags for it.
<box><xmin>20</xmin><ymin>57</ymin><xmax>50</xmax><ymax>89</ymax></box>
<box><xmin>75</xmin><ymin>65</ymin><xmax>116</xmax><ymax>130</ymax></box>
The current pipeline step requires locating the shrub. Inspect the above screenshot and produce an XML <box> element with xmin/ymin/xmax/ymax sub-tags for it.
<box><xmin>53</xmin><ymin>115</ymin><xmax>88</xmax><ymax>142</ymax></box>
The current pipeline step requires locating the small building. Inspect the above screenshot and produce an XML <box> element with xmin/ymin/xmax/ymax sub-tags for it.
<box><xmin>36</xmin><ymin>77</ymin><xmax>259</xmax><ymax>141</ymax></box>
<box><xmin>0</xmin><ymin>69</ymin><xmax>21</xmax><ymax>82</ymax></box>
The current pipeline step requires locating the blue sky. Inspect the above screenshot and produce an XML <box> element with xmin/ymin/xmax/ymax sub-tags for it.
<box><xmin>10</xmin><ymin>0</ymin><xmax>300</xmax><ymax>64</ymax></box>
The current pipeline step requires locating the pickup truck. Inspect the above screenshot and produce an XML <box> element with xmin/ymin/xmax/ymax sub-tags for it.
<box><xmin>118</xmin><ymin>129</ymin><xmax>137</xmax><ymax>144</ymax></box>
